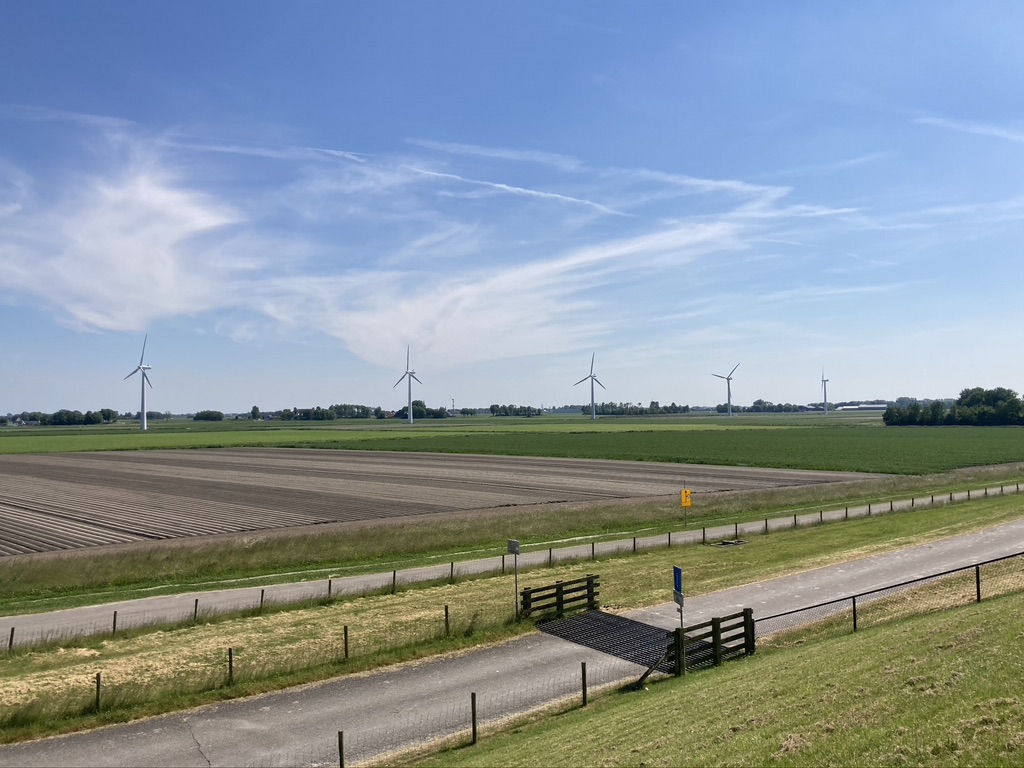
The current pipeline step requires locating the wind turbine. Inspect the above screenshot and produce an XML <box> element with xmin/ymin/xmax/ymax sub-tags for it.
<box><xmin>712</xmin><ymin>363</ymin><xmax>740</xmax><ymax>417</ymax></box>
<box><xmin>124</xmin><ymin>335</ymin><xmax>153</xmax><ymax>432</ymax></box>
<box><xmin>392</xmin><ymin>346</ymin><xmax>422</xmax><ymax>424</ymax></box>
<box><xmin>821</xmin><ymin>369</ymin><xmax>830</xmax><ymax>415</ymax></box>
<box><xmin>574</xmin><ymin>353</ymin><xmax>606</xmax><ymax>421</ymax></box>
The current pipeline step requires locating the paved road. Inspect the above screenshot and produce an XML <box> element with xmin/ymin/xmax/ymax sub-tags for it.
<box><xmin>0</xmin><ymin>485</ymin><xmax>1012</xmax><ymax>646</ymax></box>
<box><xmin>1</xmin><ymin>513</ymin><xmax>1022</xmax><ymax>767</ymax></box>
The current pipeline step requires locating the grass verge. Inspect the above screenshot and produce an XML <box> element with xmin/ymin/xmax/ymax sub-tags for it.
<box><xmin>404</xmin><ymin>591</ymin><xmax>1024</xmax><ymax>767</ymax></box>
<box><xmin>1</xmin><ymin>492</ymin><xmax>1022</xmax><ymax>744</ymax></box>
<box><xmin>3</xmin><ymin>465</ymin><xmax>1022</xmax><ymax>614</ymax></box>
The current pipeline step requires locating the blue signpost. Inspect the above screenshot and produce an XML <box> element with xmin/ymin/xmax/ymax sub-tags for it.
<box><xmin>673</xmin><ymin>565</ymin><xmax>686</xmax><ymax>673</ymax></box>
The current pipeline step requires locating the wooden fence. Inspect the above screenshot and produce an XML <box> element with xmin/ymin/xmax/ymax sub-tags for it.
<box><xmin>520</xmin><ymin>574</ymin><xmax>600</xmax><ymax>619</ymax></box>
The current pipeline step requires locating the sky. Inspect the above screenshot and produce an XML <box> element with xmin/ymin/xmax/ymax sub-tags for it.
<box><xmin>3</xmin><ymin>2</ymin><xmax>1024</xmax><ymax>415</ymax></box>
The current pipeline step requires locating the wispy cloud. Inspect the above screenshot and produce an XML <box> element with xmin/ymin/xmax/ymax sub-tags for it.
<box><xmin>407</xmin><ymin>139</ymin><xmax>583</xmax><ymax>172</ymax></box>
<box><xmin>916</xmin><ymin>115</ymin><xmax>1024</xmax><ymax>144</ymax></box>
<box><xmin>404</xmin><ymin>166</ymin><xmax>628</xmax><ymax>216</ymax></box>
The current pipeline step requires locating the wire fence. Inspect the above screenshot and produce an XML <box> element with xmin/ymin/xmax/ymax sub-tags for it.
<box><xmin>756</xmin><ymin>550</ymin><xmax>1024</xmax><ymax>649</ymax></box>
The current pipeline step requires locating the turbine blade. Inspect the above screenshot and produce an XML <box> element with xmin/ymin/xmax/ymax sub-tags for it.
<box><xmin>729</xmin><ymin>362</ymin><xmax>740</xmax><ymax>377</ymax></box>
<box><xmin>393</xmin><ymin>373</ymin><xmax>407</xmax><ymax>388</ymax></box>
<box><xmin>594</xmin><ymin>377</ymin><xmax>606</xmax><ymax>390</ymax></box>
<box><xmin>574</xmin><ymin>376</ymin><xmax>589</xmax><ymax>386</ymax></box>
<box><xmin>406</xmin><ymin>346</ymin><xmax>410</xmax><ymax>370</ymax></box>
<box><xmin>590</xmin><ymin>353</ymin><xmax>595</xmax><ymax>375</ymax></box>
<box><xmin>712</xmin><ymin>373</ymin><xmax>725</xmax><ymax>380</ymax></box>
<box><xmin>139</xmin><ymin>334</ymin><xmax>148</xmax><ymax>366</ymax></box>
<box><xmin>410</xmin><ymin>373</ymin><xmax>423</xmax><ymax>385</ymax></box>
<box><xmin>124</xmin><ymin>367</ymin><xmax>139</xmax><ymax>380</ymax></box>
<box><xmin>143</xmin><ymin>371</ymin><xmax>153</xmax><ymax>389</ymax></box>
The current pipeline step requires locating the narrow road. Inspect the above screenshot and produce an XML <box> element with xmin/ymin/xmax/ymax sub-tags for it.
<box><xmin>1</xmin><ymin>514</ymin><xmax>1022</xmax><ymax>768</ymax></box>
<box><xmin>1</xmin><ymin>485</ymin><xmax>1013</xmax><ymax>645</ymax></box>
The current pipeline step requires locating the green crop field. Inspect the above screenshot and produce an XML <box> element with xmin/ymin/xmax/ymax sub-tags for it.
<box><xmin>3</xmin><ymin>413</ymin><xmax>1024</xmax><ymax>475</ymax></box>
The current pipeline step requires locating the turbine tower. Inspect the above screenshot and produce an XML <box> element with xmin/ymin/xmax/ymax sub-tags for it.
<box><xmin>392</xmin><ymin>346</ymin><xmax>422</xmax><ymax>424</ymax></box>
<box><xmin>124</xmin><ymin>334</ymin><xmax>153</xmax><ymax>432</ymax></box>
<box><xmin>712</xmin><ymin>363</ymin><xmax>740</xmax><ymax>417</ymax></box>
<box><xmin>821</xmin><ymin>369</ymin><xmax>830</xmax><ymax>415</ymax></box>
<box><xmin>574</xmin><ymin>353</ymin><xmax>606</xmax><ymax>421</ymax></box>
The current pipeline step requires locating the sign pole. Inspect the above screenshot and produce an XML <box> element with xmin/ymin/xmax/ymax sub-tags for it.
<box><xmin>673</xmin><ymin>565</ymin><xmax>686</xmax><ymax>673</ymax></box>
<box><xmin>508</xmin><ymin>540</ymin><xmax>521</xmax><ymax>619</ymax></box>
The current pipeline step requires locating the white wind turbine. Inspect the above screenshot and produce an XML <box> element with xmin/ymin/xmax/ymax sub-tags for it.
<box><xmin>574</xmin><ymin>353</ymin><xmax>606</xmax><ymax>421</ymax></box>
<box><xmin>124</xmin><ymin>335</ymin><xmax>153</xmax><ymax>432</ymax></box>
<box><xmin>821</xmin><ymin>369</ymin><xmax>830</xmax><ymax>415</ymax></box>
<box><xmin>712</xmin><ymin>363</ymin><xmax>740</xmax><ymax>417</ymax></box>
<box><xmin>393</xmin><ymin>346</ymin><xmax>422</xmax><ymax>424</ymax></box>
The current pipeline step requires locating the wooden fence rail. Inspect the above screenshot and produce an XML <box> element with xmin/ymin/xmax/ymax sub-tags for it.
<box><xmin>521</xmin><ymin>574</ymin><xmax>600</xmax><ymax>619</ymax></box>
<box><xmin>672</xmin><ymin>608</ymin><xmax>755</xmax><ymax>675</ymax></box>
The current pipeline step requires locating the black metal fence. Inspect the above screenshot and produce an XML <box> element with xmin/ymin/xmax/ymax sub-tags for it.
<box><xmin>755</xmin><ymin>550</ymin><xmax>1024</xmax><ymax>647</ymax></box>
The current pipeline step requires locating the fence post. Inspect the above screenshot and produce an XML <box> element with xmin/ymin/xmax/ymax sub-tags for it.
<box><xmin>555</xmin><ymin>582</ymin><xmax>565</xmax><ymax>618</ymax></box>
<box><xmin>668</xmin><ymin>532</ymin><xmax>671</xmax><ymax>548</ymax></box>
<box><xmin>852</xmin><ymin>597</ymin><xmax>858</xmax><ymax>632</ymax></box>
<box><xmin>845</xmin><ymin>506</ymin><xmax>848</xmax><ymax>520</ymax></box>
<box><xmin>260</xmin><ymin>589</ymin><xmax>265</xmax><ymax>611</ymax></box>
<box><xmin>868</xmin><ymin>503</ymin><xmax>872</xmax><ymax>516</ymax></box>
<box><xmin>712</xmin><ymin>617</ymin><xmax>723</xmax><ymax>666</ymax></box>
<box><xmin>95</xmin><ymin>672</ymin><xmax>102</xmax><ymax>712</ymax></box>
<box><xmin>522</xmin><ymin>588</ymin><xmax>532</xmax><ymax>617</ymax></box>
<box><xmin>819</xmin><ymin>510</ymin><xmax>823</xmax><ymax>523</ymax></box>
<box><xmin>633</xmin><ymin>537</ymin><xmax>636</xmax><ymax>553</ymax></box>
<box><xmin>734</xmin><ymin>522</ymin><xmax>739</xmax><ymax>538</ymax></box>
<box><xmin>581</xmin><ymin>661</ymin><xmax>588</xmax><ymax>707</ymax></box>
<box><xmin>549</xmin><ymin>548</ymin><xmax>553</xmax><ymax>566</ymax></box>
<box><xmin>975</xmin><ymin>565</ymin><xmax>982</xmax><ymax>603</ymax></box>
<box><xmin>445</xmin><ymin>605</ymin><xmax>450</xmax><ymax>637</ymax></box>
<box><xmin>702</xmin><ymin>527</ymin><xmax>706</xmax><ymax>544</ymax></box>
<box><xmin>471</xmin><ymin>692</ymin><xmax>478</xmax><ymax>745</ymax></box>
<box><xmin>328</xmin><ymin>579</ymin><xmax>332</xmax><ymax>599</ymax></box>
<box><xmin>501</xmin><ymin>554</ymin><xmax>505</xmax><ymax>574</ymax></box>
<box><xmin>911</xmin><ymin>498</ymin><xmax>914</xmax><ymax>508</ymax></box>
<box><xmin>793</xmin><ymin>514</ymin><xmax>797</xmax><ymax>528</ymax></box>
<box><xmin>890</xmin><ymin>500</ymin><xmax>893</xmax><ymax>511</ymax></box>
<box><xmin>344</xmin><ymin>626</ymin><xmax>349</xmax><ymax>659</ymax></box>
<box><xmin>592</xmin><ymin>541</ymin><xmax>596</xmax><ymax>560</ymax></box>
<box><xmin>743</xmin><ymin>607</ymin><xmax>755</xmax><ymax>655</ymax></box>
<box><xmin>193</xmin><ymin>598</ymin><xmax>199</xmax><ymax>623</ymax></box>
<box><xmin>765</xmin><ymin>518</ymin><xmax>768</xmax><ymax>534</ymax></box>
<box><xmin>674</xmin><ymin>627</ymin><xmax>685</xmax><ymax>676</ymax></box>
<box><xmin>338</xmin><ymin>731</ymin><xmax>345</xmax><ymax>768</ymax></box>
<box><xmin>392</xmin><ymin>570</ymin><xmax>397</xmax><ymax>594</ymax></box>
<box><xmin>112</xmin><ymin>610</ymin><xmax>117</xmax><ymax>637</ymax></box>
<box><xmin>228</xmin><ymin>647</ymin><xmax>234</xmax><ymax>685</ymax></box>
<box><xmin>450</xmin><ymin>561</ymin><xmax>455</xmax><ymax>582</ymax></box>
<box><xmin>968</xmin><ymin>489</ymin><xmax>971</xmax><ymax>500</ymax></box>
<box><xmin>7</xmin><ymin>627</ymin><xmax>13</xmax><ymax>652</ymax></box>
<box><xmin>586</xmin><ymin>576</ymin><xmax>596</xmax><ymax>610</ymax></box>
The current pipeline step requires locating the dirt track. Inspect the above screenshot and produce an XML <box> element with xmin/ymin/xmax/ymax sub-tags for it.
<box><xmin>0</xmin><ymin>449</ymin><xmax>878</xmax><ymax>556</ymax></box>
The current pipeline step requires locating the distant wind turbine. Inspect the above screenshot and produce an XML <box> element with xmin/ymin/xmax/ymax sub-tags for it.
<box><xmin>712</xmin><ymin>363</ymin><xmax>740</xmax><ymax>417</ymax></box>
<box><xmin>392</xmin><ymin>346</ymin><xmax>422</xmax><ymax>424</ymax></box>
<box><xmin>821</xmin><ymin>369</ymin><xmax>830</xmax><ymax>415</ymax></box>
<box><xmin>124</xmin><ymin>335</ymin><xmax>153</xmax><ymax>432</ymax></box>
<box><xmin>574</xmin><ymin>353</ymin><xmax>606</xmax><ymax>421</ymax></box>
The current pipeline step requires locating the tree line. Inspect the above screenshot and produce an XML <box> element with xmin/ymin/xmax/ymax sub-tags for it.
<box><xmin>883</xmin><ymin>387</ymin><xmax>1023</xmax><ymax>426</ymax></box>
<box><xmin>581</xmin><ymin>401</ymin><xmax>692</xmax><ymax>417</ymax></box>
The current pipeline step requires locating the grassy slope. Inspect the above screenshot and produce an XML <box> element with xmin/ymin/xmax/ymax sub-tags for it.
<box><xmin>409</xmin><ymin>592</ymin><xmax>1024</xmax><ymax>767</ymax></box>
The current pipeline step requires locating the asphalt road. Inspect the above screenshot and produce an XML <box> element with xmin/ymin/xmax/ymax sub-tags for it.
<box><xmin>2</xmin><ymin>514</ymin><xmax>1022</xmax><ymax>768</ymax></box>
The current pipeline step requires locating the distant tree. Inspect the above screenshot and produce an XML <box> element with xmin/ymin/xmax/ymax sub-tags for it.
<box><xmin>251</xmin><ymin>405</ymin><xmax>261</xmax><ymax>420</ymax></box>
<box><xmin>193</xmin><ymin>410</ymin><xmax>225</xmax><ymax>421</ymax></box>
<box><xmin>460</xmin><ymin>408</ymin><xmax>476</xmax><ymax>417</ymax></box>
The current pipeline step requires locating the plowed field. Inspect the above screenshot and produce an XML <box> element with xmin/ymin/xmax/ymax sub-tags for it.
<box><xmin>0</xmin><ymin>449</ymin><xmax>876</xmax><ymax>556</ymax></box>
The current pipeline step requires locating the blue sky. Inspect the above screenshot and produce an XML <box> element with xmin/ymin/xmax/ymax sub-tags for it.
<box><xmin>3</xmin><ymin>2</ymin><xmax>1024</xmax><ymax>415</ymax></box>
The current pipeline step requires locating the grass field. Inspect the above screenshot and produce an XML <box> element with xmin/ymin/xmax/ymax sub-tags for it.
<box><xmin>3</xmin><ymin>413</ymin><xmax>1024</xmax><ymax>474</ymax></box>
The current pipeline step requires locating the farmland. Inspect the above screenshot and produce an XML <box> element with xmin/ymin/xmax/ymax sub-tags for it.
<box><xmin>3</xmin><ymin>413</ymin><xmax>1024</xmax><ymax>474</ymax></box>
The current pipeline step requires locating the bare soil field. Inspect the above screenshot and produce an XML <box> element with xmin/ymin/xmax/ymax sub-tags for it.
<box><xmin>0</xmin><ymin>449</ymin><xmax>877</xmax><ymax>556</ymax></box>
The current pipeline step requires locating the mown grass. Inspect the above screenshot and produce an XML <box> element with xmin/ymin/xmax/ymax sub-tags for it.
<box><xmin>2</xmin><ymin>492</ymin><xmax>1022</xmax><ymax>744</ymax></box>
<box><xmin>3</xmin><ymin>465</ymin><xmax>1023</xmax><ymax>614</ymax></box>
<box><xmin>405</xmin><ymin>591</ymin><xmax>1024</xmax><ymax>767</ymax></box>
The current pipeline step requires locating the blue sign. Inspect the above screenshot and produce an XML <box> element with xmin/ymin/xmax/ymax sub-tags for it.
<box><xmin>673</xmin><ymin>565</ymin><xmax>682</xmax><ymax>593</ymax></box>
